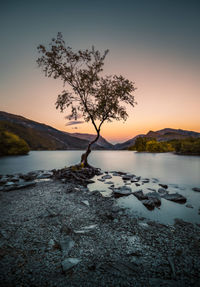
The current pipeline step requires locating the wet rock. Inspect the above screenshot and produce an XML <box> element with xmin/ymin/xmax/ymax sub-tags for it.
<box><xmin>113</xmin><ymin>186</ymin><xmax>132</xmax><ymax>198</ymax></box>
<box><xmin>37</xmin><ymin>171</ymin><xmax>53</xmax><ymax>179</ymax></box>
<box><xmin>102</xmin><ymin>174</ymin><xmax>112</xmax><ymax>180</ymax></box>
<box><xmin>141</xmin><ymin>197</ymin><xmax>161</xmax><ymax>210</ymax></box>
<box><xmin>122</xmin><ymin>175</ymin><xmax>133</xmax><ymax>181</ymax></box>
<box><xmin>105</xmin><ymin>181</ymin><xmax>114</xmax><ymax>185</ymax></box>
<box><xmin>186</xmin><ymin>204</ymin><xmax>193</xmax><ymax>208</ymax></box>
<box><xmin>98</xmin><ymin>178</ymin><xmax>105</xmax><ymax>182</ymax></box>
<box><xmin>158</xmin><ymin>187</ymin><xmax>168</xmax><ymax>195</ymax></box>
<box><xmin>162</xmin><ymin>193</ymin><xmax>187</xmax><ymax>203</ymax></box>
<box><xmin>2</xmin><ymin>181</ymin><xmax>36</xmax><ymax>192</ymax></box>
<box><xmin>192</xmin><ymin>187</ymin><xmax>200</xmax><ymax>192</ymax></box>
<box><xmin>159</xmin><ymin>183</ymin><xmax>168</xmax><ymax>189</ymax></box>
<box><xmin>147</xmin><ymin>188</ymin><xmax>156</xmax><ymax>192</ymax></box>
<box><xmin>133</xmin><ymin>190</ymin><xmax>148</xmax><ymax>200</ymax></box>
<box><xmin>62</xmin><ymin>258</ymin><xmax>81</xmax><ymax>272</ymax></box>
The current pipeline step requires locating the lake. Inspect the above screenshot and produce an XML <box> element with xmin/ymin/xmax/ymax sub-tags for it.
<box><xmin>0</xmin><ymin>150</ymin><xmax>200</xmax><ymax>224</ymax></box>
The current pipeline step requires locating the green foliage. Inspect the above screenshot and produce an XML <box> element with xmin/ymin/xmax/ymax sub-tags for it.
<box><xmin>0</xmin><ymin>121</ymin><xmax>69</xmax><ymax>150</ymax></box>
<box><xmin>129</xmin><ymin>136</ymin><xmax>200</xmax><ymax>154</ymax></box>
<box><xmin>169</xmin><ymin>138</ymin><xmax>200</xmax><ymax>155</ymax></box>
<box><xmin>0</xmin><ymin>129</ymin><xmax>30</xmax><ymax>156</ymax></box>
<box><xmin>129</xmin><ymin>137</ymin><xmax>174</xmax><ymax>153</ymax></box>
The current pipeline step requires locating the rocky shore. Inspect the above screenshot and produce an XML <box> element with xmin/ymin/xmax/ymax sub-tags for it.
<box><xmin>0</xmin><ymin>167</ymin><xmax>200</xmax><ymax>286</ymax></box>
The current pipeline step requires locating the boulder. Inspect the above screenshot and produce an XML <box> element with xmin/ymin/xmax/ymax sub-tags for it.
<box><xmin>159</xmin><ymin>184</ymin><xmax>168</xmax><ymax>189</ymax></box>
<box><xmin>162</xmin><ymin>193</ymin><xmax>187</xmax><ymax>203</ymax></box>
<box><xmin>133</xmin><ymin>190</ymin><xmax>148</xmax><ymax>201</ymax></box>
<box><xmin>192</xmin><ymin>187</ymin><xmax>200</xmax><ymax>192</ymax></box>
<box><xmin>113</xmin><ymin>186</ymin><xmax>132</xmax><ymax>198</ymax></box>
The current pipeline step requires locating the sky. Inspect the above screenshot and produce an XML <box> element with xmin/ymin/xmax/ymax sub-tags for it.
<box><xmin>0</xmin><ymin>0</ymin><xmax>200</xmax><ymax>143</ymax></box>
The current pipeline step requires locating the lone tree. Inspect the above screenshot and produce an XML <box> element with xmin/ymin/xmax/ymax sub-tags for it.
<box><xmin>37</xmin><ymin>33</ymin><xmax>137</xmax><ymax>167</ymax></box>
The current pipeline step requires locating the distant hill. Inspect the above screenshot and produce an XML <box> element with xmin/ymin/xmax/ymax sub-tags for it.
<box><xmin>0</xmin><ymin>111</ymin><xmax>112</xmax><ymax>150</ymax></box>
<box><xmin>114</xmin><ymin>128</ymin><xmax>200</xmax><ymax>150</ymax></box>
<box><xmin>114</xmin><ymin>134</ymin><xmax>145</xmax><ymax>150</ymax></box>
<box><xmin>67</xmin><ymin>132</ymin><xmax>113</xmax><ymax>149</ymax></box>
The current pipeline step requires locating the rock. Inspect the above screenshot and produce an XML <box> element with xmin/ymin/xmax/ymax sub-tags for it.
<box><xmin>158</xmin><ymin>188</ymin><xmax>168</xmax><ymax>195</ymax></box>
<box><xmin>37</xmin><ymin>171</ymin><xmax>53</xmax><ymax>179</ymax></box>
<box><xmin>101</xmin><ymin>174</ymin><xmax>112</xmax><ymax>180</ymax></box>
<box><xmin>61</xmin><ymin>258</ymin><xmax>81</xmax><ymax>272</ymax></box>
<box><xmin>192</xmin><ymin>187</ymin><xmax>200</xmax><ymax>192</ymax></box>
<box><xmin>105</xmin><ymin>181</ymin><xmax>114</xmax><ymax>185</ymax></box>
<box><xmin>2</xmin><ymin>181</ymin><xmax>36</xmax><ymax>192</ymax></box>
<box><xmin>81</xmin><ymin>200</ymin><xmax>89</xmax><ymax>206</ymax></box>
<box><xmin>186</xmin><ymin>204</ymin><xmax>193</xmax><ymax>208</ymax></box>
<box><xmin>135</xmin><ymin>183</ymin><xmax>140</xmax><ymax>186</ymax></box>
<box><xmin>74</xmin><ymin>224</ymin><xmax>97</xmax><ymax>234</ymax></box>
<box><xmin>133</xmin><ymin>190</ymin><xmax>148</xmax><ymax>200</ymax></box>
<box><xmin>142</xmin><ymin>179</ymin><xmax>149</xmax><ymax>183</ymax></box>
<box><xmin>122</xmin><ymin>175</ymin><xmax>132</xmax><ymax>181</ymax></box>
<box><xmin>98</xmin><ymin>178</ymin><xmax>105</xmax><ymax>182</ymax></box>
<box><xmin>113</xmin><ymin>186</ymin><xmax>132</xmax><ymax>198</ymax></box>
<box><xmin>147</xmin><ymin>188</ymin><xmax>156</xmax><ymax>192</ymax></box>
<box><xmin>159</xmin><ymin>184</ymin><xmax>168</xmax><ymax>189</ymax></box>
<box><xmin>60</xmin><ymin>236</ymin><xmax>75</xmax><ymax>257</ymax></box>
<box><xmin>0</xmin><ymin>176</ymin><xmax>8</xmax><ymax>185</ymax></box>
<box><xmin>162</xmin><ymin>193</ymin><xmax>187</xmax><ymax>203</ymax></box>
<box><xmin>141</xmin><ymin>197</ymin><xmax>161</xmax><ymax>210</ymax></box>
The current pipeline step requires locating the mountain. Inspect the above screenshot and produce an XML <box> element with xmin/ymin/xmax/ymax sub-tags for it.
<box><xmin>67</xmin><ymin>132</ymin><xmax>113</xmax><ymax>149</ymax></box>
<box><xmin>0</xmin><ymin>111</ymin><xmax>112</xmax><ymax>150</ymax></box>
<box><xmin>114</xmin><ymin>134</ymin><xmax>145</xmax><ymax>150</ymax></box>
<box><xmin>114</xmin><ymin>128</ymin><xmax>200</xmax><ymax>150</ymax></box>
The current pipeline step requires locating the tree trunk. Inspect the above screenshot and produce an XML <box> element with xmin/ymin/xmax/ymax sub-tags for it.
<box><xmin>81</xmin><ymin>131</ymin><xmax>100</xmax><ymax>167</ymax></box>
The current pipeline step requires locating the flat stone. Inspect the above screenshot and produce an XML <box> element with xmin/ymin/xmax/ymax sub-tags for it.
<box><xmin>162</xmin><ymin>193</ymin><xmax>187</xmax><ymax>203</ymax></box>
<box><xmin>81</xmin><ymin>200</ymin><xmax>89</xmax><ymax>206</ymax></box>
<box><xmin>192</xmin><ymin>187</ymin><xmax>200</xmax><ymax>192</ymax></box>
<box><xmin>101</xmin><ymin>174</ymin><xmax>112</xmax><ymax>180</ymax></box>
<box><xmin>159</xmin><ymin>184</ymin><xmax>168</xmax><ymax>189</ymax></box>
<box><xmin>62</xmin><ymin>258</ymin><xmax>81</xmax><ymax>272</ymax></box>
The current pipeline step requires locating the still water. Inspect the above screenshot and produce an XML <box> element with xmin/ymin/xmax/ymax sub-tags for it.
<box><xmin>0</xmin><ymin>151</ymin><xmax>200</xmax><ymax>224</ymax></box>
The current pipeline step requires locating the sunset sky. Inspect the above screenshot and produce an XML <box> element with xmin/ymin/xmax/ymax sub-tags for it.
<box><xmin>1</xmin><ymin>0</ymin><xmax>200</xmax><ymax>143</ymax></box>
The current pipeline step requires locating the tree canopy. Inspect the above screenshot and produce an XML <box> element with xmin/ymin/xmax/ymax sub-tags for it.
<box><xmin>37</xmin><ymin>33</ymin><xmax>137</xmax><ymax>166</ymax></box>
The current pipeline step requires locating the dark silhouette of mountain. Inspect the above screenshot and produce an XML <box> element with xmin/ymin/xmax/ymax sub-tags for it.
<box><xmin>0</xmin><ymin>111</ymin><xmax>112</xmax><ymax>150</ymax></box>
<box><xmin>114</xmin><ymin>134</ymin><xmax>145</xmax><ymax>150</ymax></box>
<box><xmin>65</xmin><ymin>132</ymin><xmax>113</xmax><ymax>149</ymax></box>
<box><xmin>114</xmin><ymin>128</ymin><xmax>200</xmax><ymax>149</ymax></box>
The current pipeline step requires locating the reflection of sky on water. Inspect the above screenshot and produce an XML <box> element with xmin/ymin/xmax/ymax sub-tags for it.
<box><xmin>88</xmin><ymin>171</ymin><xmax>200</xmax><ymax>225</ymax></box>
<box><xmin>1</xmin><ymin>150</ymin><xmax>200</xmax><ymax>225</ymax></box>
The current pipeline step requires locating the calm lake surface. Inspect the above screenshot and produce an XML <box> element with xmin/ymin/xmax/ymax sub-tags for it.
<box><xmin>1</xmin><ymin>151</ymin><xmax>200</xmax><ymax>224</ymax></box>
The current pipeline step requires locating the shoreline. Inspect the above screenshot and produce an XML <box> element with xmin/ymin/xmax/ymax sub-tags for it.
<box><xmin>0</xmin><ymin>169</ymin><xmax>200</xmax><ymax>286</ymax></box>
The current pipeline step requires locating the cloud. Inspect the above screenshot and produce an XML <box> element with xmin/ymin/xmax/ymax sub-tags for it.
<box><xmin>66</xmin><ymin>120</ymin><xmax>84</xmax><ymax>126</ymax></box>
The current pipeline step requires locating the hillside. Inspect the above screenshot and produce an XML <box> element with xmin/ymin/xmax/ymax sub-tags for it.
<box><xmin>67</xmin><ymin>132</ymin><xmax>113</xmax><ymax>149</ymax></box>
<box><xmin>0</xmin><ymin>111</ymin><xmax>112</xmax><ymax>150</ymax></box>
<box><xmin>114</xmin><ymin>128</ymin><xmax>200</xmax><ymax>150</ymax></box>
